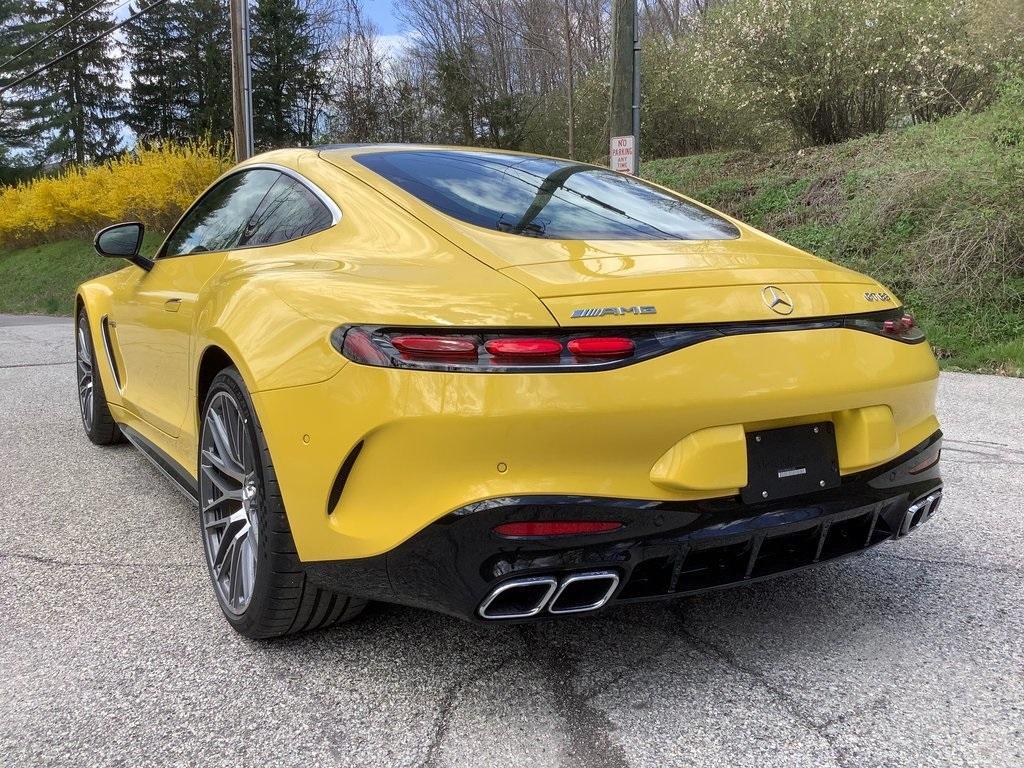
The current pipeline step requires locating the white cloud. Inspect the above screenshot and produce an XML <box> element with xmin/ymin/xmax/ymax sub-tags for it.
<box><xmin>376</xmin><ymin>33</ymin><xmax>414</xmax><ymax>58</ymax></box>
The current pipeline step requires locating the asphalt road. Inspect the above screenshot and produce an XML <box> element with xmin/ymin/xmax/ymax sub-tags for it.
<box><xmin>1</xmin><ymin>313</ymin><xmax>1021</xmax><ymax>768</ymax></box>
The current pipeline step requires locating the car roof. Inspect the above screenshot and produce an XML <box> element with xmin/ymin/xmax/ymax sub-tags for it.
<box><xmin>314</xmin><ymin>143</ymin><xmax>569</xmax><ymax>165</ymax></box>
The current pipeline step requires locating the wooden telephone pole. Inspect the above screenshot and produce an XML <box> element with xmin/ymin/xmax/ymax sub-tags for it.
<box><xmin>609</xmin><ymin>0</ymin><xmax>639</xmax><ymax>174</ymax></box>
<box><xmin>229</xmin><ymin>0</ymin><xmax>254</xmax><ymax>162</ymax></box>
<box><xmin>563</xmin><ymin>0</ymin><xmax>575</xmax><ymax>159</ymax></box>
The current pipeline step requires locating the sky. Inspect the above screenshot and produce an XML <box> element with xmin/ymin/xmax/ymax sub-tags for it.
<box><xmin>360</xmin><ymin>0</ymin><xmax>401</xmax><ymax>36</ymax></box>
<box><xmin>114</xmin><ymin>1</ymin><xmax>402</xmax><ymax>34</ymax></box>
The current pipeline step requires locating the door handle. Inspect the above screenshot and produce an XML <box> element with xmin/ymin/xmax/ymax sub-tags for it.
<box><xmin>164</xmin><ymin>298</ymin><xmax>182</xmax><ymax>313</ymax></box>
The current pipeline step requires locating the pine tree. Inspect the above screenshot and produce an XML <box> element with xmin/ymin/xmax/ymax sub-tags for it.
<box><xmin>0</xmin><ymin>0</ymin><xmax>52</xmax><ymax>155</ymax></box>
<box><xmin>36</xmin><ymin>0</ymin><xmax>123</xmax><ymax>164</ymax></box>
<box><xmin>124</xmin><ymin>0</ymin><xmax>189</xmax><ymax>140</ymax></box>
<box><xmin>178</xmin><ymin>0</ymin><xmax>233</xmax><ymax>141</ymax></box>
<box><xmin>250</xmin><ymin>0</ymin><xmax>315</xmax><ymax>148</ymax></box>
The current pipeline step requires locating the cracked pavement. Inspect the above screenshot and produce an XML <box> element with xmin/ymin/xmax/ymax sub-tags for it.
<box><xmin>1</xmin><ymin>313</ymin><xmax>1022</xmax><ymax>767</ymax></box>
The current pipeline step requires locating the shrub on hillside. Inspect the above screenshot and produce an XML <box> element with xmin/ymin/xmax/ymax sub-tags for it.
<box><xmin>643</xmin><ymin>79</ymin><xmax>1024</xmax><ymax>372</ymax></box>
<box><xmin>693</xmin><ymin>0</ymin><xmax>1020</xmax><ymax>146</ymax></box>
<box><xmin>0</xmin><ymin>140</ymin><xmax>231</xmax><ymax>248</ymax></box>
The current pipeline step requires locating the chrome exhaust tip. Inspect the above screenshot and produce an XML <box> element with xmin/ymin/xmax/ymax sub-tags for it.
<box><xmin>478</xmin><ymin>575</ymin><xmax>558</xmax><ymax>620</ymax></box>
<box><xmin>548</xmin><ymin>570</ymin><xmax>620</xmax><ymax>615</ymax></box>
<box><xmin>900</xmin><ymin>490</ymin><xmax>943</xmax><ymax>536</ymax></box>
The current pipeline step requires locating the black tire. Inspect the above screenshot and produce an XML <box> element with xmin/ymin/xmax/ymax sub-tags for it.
<box><xmin>198</xmin><ymin>366</ymin><xmax>365</xmax><ymax>638</ymax></box>
<box><xmin>76</xmin><ymin>309</ymin><xmax>123</xmax><ymax>445</ymax></box>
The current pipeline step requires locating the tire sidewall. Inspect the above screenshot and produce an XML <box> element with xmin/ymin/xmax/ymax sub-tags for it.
<box><xmin>76</xmin><ymin>310</ymin><xmax>101</xmax><ymax>438</ymax></box>
<box><xmin>198</xmin><ymin>367</ymin><xmax>281</xmax><ymax>636</ymax></box>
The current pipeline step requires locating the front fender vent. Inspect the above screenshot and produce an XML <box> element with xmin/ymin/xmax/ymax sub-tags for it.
<box><xmin>100</xmin><ymin>315</ymin><xmax>123</xmax><ymax>391</ymax></box>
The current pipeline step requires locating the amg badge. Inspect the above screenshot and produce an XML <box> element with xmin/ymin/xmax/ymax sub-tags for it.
<box><xmin>863</xmin><ymin>291</ymin><xmax>892</xmax><ymax>302</ymax></box>
<box><xmin>570</xmin><ymin>305</ymin><xmax>657</xmax><ymax>319</ymax></box>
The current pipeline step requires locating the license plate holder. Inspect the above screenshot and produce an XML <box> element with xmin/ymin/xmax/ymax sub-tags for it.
<box><xmin>742</xmin><ymin>422</ymin><xmax>840</xmax><ymax>504</ymax></box>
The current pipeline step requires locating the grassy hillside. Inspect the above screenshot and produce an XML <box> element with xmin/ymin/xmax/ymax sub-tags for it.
<box><xmin>0</xmin><ymin>231</ymin><xmax>163</xmax><ymax>315</ymax></box>
<box><xmin>645</xmin><ymin>88</ymin><xmax>1024</xmax><ymax>375</ymax></box>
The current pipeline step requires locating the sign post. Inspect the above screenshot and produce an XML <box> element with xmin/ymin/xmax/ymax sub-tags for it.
<box><xmin>609</xmin><ymin>135</ymin><xmax>635</xmax><ymax>174</ymax></box>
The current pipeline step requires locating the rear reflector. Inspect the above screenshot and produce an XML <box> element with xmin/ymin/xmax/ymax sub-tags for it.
<box><xmin>485</xmin><ymin>338</ymin><xmax>563</xmax><ymax>357</ymax></box>
<box><xmin>391</xmin><ymin>335</ymin><xmax>477</xmax><ymax>357</ymax></box>
<box><xmin>908</xmin><ymin>448</ymin><xmax>941</xmax><ymax>474</ymax></box>
<box><xmin>493</xmin><ymin>521</ymin><xmax>623</xmax><ymax>537</ymax></box>
<box><xmin>568</xmin><ymin>337</ymin><xmax>635</xmax><ymax>357</ymax></box>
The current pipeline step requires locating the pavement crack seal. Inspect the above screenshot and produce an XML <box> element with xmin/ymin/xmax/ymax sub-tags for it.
<box><xmin>669</xmin><ymin>609</ymin><xmax>853</xmax><ymax>768</ymax></box>
<box><xmin>517</xmin><ymin>625</ymin><xmax>631</xmax><ymax>768</ymax></box>
<box><xmin>0</xmin><ymin>551</ymin><xmax>200</xmax><ymax>569</ymax></box>
<box><xmin>0</xmin><ymin>360</ymin><xmax>75</xmax><ymax>369</ymax></box>
<box><xmin>870</xmin><ymin>551</ymin><xmax>1021</xmax><ymax>576</ymax></box>
<box><xmin>420</xmin><ymin>651</ymin><xmax>518</xmax><ymax>768</ymax></box>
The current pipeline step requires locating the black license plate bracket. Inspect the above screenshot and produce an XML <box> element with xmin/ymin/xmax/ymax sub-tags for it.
<box><xmin>742</xmin><ymin>422</ymin><xmax>840</xmax><ymax>504</ymax></box>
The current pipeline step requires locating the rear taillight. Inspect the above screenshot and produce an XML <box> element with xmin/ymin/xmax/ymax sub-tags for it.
<box><xmin>493</xmin><ymin>521</ymin><xmax>623</xmax><ymax>537</ymax></box>
<box><xmin>568</xmin><ymin>337</ymin><xmax>635</xmax><ymax>357</ymax></box>
<box><xmin>332</xmin><ymin>307</ymin><xmax>925</xmax><ymax>373</ymax></box>
<box><xmin>340</xmin><ymin>327</ymin><xmax>391</xmax><ymax>366</ymax></box>
<box><xmin>844</xmin><ymin>309</ymin><xmax>925</xmax><ymax>343</ymax></box>
<box><xmin>485</xmin><ymin>338</ymin><xmax>563</xmax><ymax>357</ymax></box>
<box><xmin>331</xmin><ymin>326</ymin><xmax>698</xmax><ymax>372</ymax></box>
<box><xmin>390</xmin><ymin>335</ymin><xmax>477</xmax><ymax>357</ymax></box>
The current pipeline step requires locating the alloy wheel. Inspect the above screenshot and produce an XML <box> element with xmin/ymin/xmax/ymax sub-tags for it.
<box><xmin>76</xmin><ymin>317</ymin><xmax>94</xmax><ymax>431</ymax></box>
<box><xmin>200</xmin><ymin>390</ymin><xmax>260</xmax><ymax>615</ymax></box>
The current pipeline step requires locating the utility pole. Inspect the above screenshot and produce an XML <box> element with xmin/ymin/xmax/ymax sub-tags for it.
<box><xmin>609</xmin><ymin>0</ymin><xmax>639</xmax><ymax>174</ymax></box>
<box><xmin>229</xmin><ymin>0</ymin><xmax>254</xmax><ymax>162</ymax></box>
<box><xmin>563</xmin><ymin>0</ymin><xmax>575</xmax><ymax>160</ymax></box>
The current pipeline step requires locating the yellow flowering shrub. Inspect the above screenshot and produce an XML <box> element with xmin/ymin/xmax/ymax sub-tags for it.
<box><xmin>0</xmin><ymin>140</ymin><xmax>232</xmax><ymax>248</ymax></box>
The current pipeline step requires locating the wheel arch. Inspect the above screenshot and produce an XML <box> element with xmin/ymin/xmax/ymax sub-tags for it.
<box><xmin>196</xmin><ymin>344</ymin><xmax>237</xmax><ymax>420</ymax></box>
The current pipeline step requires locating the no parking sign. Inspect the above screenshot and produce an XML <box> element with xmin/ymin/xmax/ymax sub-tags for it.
<box><xmin>609</xmin><ymin>135</ymin><xmax>635</xmax><ymax>174</ymax></box>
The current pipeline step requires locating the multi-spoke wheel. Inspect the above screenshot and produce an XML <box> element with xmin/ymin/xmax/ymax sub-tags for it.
<box><xmin>198</xmin><ymin>367</ymin><xmax>366</xmax><ymax>638</ymax></box>
<box><xmin>200</xmin><ymin>390</ymin><xmax>260</xmax><ymax>615</ymax></box>
<box><xmin>75</xmin><ymin>309</ymin><xmax>121</xmax><ymax>445</ymax></box>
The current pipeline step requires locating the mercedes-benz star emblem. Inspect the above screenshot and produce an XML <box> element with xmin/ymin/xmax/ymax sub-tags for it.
<box><xmin>761</xmin><ymin>285</ymin><xmax>794</xmax><ymax>315</ymax></box>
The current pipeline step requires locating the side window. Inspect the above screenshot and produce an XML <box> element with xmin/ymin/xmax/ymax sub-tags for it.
<box><xmin>239</xmin><ymin>174</ymin><xmax>334</xmax><ymax>247</ymax></box>
<box><xmin>163</xmin><ymin>169</ymin><xmax>280</xmax><ymax>257</ymax></box>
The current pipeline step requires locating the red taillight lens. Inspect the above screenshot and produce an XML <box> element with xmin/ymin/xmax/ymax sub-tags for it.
<box><xmin>391</xmin><ymin>335</ymin><xmax>478</xmax><ymax>357</ymax></box>
<box><xmin>844</xmin><ymin>309</ymin><xmax>925</xmax><ymax>343</ymax></box>
<box><xmin>568</xmin><ymin>337</ymin><xmax>635</xmax><ymax>357</ymax></box>
<box><xmin>493</xmin><ymin>521</ymin><xmax>623</xmax><ymax>537</ymax></box>
<box><xmin>341</xmin><ymin>328</ymin><xmax>391</xmax><ymax>365</ymax></box>
<box><xmin>883</xmin><ymin>314</ymin><xmax>916</xmax><ymax>335</ymax></box>
<box><xmin>485</xmin><ymin>338</ymin><xmax>563</xmax><ymax>357</ymax></box>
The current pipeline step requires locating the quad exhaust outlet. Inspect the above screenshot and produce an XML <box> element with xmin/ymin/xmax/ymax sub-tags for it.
<box><xmin>900</xmin><ymin>490</ymin><xmax>943</xmax><ymax>536</ymax></box>
<box><xmin>477</xmin><ymin>570</ymin><xmax>620</xmax><ymax>620</ymax></box>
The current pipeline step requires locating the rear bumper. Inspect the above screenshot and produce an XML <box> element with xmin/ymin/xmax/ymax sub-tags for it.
<box><xmin>252</xmin><ymin>326</ymin><xmax>940</xmax><ymax>561</ymax></box>
<box><xmin>304</xmin><ymin>432</ymin><xmax>943</xmax><ymax>622</ymax></box>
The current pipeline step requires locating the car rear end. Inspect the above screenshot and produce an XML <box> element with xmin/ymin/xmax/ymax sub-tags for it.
<box><xmin>257</xmin><ymin>147</ymin><xmax>943</xmax><ymax>622</ymax></box>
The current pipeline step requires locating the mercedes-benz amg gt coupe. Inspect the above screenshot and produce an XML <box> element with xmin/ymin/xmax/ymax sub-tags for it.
<box><xmin>76</xmin><ymin>145</ymin><xmax>943</xmax><ymax>637</ymax></box>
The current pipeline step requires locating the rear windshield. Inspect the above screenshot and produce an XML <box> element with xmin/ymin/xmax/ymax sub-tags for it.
<box><xmin>356</xmin><ymin>150</ymin><xmax>740</xmax><ymax>241</ymax></box>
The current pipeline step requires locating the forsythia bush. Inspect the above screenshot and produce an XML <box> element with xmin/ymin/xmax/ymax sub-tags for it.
<box><xmin>0</xmin><ymin>140</ymin><xmax>232</xmax><ymax>248</ymax></box>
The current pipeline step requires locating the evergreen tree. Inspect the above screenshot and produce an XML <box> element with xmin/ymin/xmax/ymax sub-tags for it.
<box><xmin>250</xmin><ymin>0</ymin><xmax>316</xmax><ymax>148</ymax></box>
<box><xmin>179</xmin><ymin>0</ymin><xmax>232</xmax><ymax>141</ymax></box>
<box><xmin>36</xmin><ymin>0</ymin><xmax>123</xmax><ymax>164</ymax></box>
<box><xmin>0</xmin><ymin>0</ymin><xmax>52</xmax><ymax>155</ymax></box>
<box><xmin>124</xmin><ymin>0</ymin><xmax>189</xmax><ymax>140</ymax></box>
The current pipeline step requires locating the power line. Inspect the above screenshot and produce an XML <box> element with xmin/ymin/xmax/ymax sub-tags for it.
<box><xmin>0</xmin><ymin>0</ymin><xmax>169</xmax><ymax>96</ymax></box>
<box><xmin>0</xmin><ymin>0</ymin><xmax>130</xmax><ymax>72</ymax></box>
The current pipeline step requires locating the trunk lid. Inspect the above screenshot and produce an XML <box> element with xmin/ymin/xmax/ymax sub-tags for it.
<box><xmin>458</xmin><ymin>227</ymin><xmax>887</xmax><ymax>326</ymax></box>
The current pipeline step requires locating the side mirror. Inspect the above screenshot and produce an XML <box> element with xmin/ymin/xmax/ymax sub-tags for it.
<box><xmin>94</xmin><ymin>222</ymin><xmax>153</xmax><ymax>271</ymax></box>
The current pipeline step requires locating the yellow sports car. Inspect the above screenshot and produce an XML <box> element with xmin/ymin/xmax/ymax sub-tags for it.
<box><xmin>76</xmin><ymin>146</ymin><xmax>943</xmax><ymax>637</ymax></box>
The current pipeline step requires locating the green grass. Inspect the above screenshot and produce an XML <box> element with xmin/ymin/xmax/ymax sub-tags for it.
<box><xmin>0</xmin><ymin>231</ymin><xmax>163</xmax><ymax>315</ymax></box>
<box><xmin>644</xmin><ymin>84</ymin><xmax>1024</xmax><ymax>376</ymax></box>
